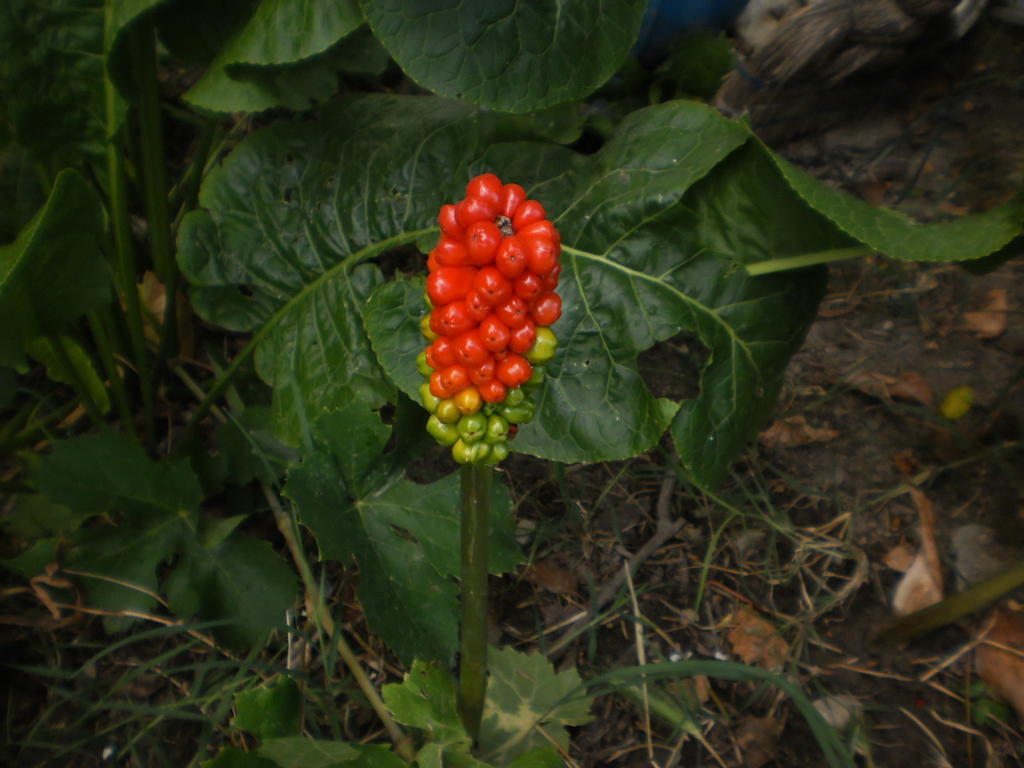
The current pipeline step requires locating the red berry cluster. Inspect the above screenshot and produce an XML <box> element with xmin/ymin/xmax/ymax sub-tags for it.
<box><xmin>416</xmin><ymin>173</ymin><xmax>562</xmax><ymax>464</ymax></box>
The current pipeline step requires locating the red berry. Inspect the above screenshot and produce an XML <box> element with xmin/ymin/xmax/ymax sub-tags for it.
<box><xmin>466</xmin><ymin>173</ymin><xmax>503</xmax><ymax>208</ymax></box>
<box><xmin>469</xmin><ymin>356</ymin><xmax>496</xmax><ymax>385</ymax></box>
<box><xmin>495</xmin><ymin>235</ymin><xmax>528</xmax><ymax>279</ymax></box>
<box><xmin>464</xmin><ymin>289</ymin><xmax>492</xmax><ymax>322</ymax></box>
<box><xmin>433</xmin><ymin>301</ymin><xmax>476</xmax><ymax>337</ymax></box>
<box><xmin>455</xmin><ymin>330</ymin><xmax>490</xmax><ymax>367</ymax></box>
<box><xmin>479</xmin><ymin>314</ymin><xmax>511</xmax><ymax>352</ymax></box>
<box><xmin>430</xmin><ymin>370</ymin><xmax>454</xmax><ymax>398</ymax></box>
<box><xmin>530</xmin><ymin>292</ymin><xmax>562</xmax><ymax>326</ymax></box>
<box><xmin>430</xmin><ymin>336</ymin><xmax>458</xmax><ymax>367</ymax></box>
<box><xmin>432</xmin><ymin>237</ymin><xmax>470</xmax><ymax>267</ymax></box>
<box><xmin>438</xmin><ymin>204</ymin><xmax>464</xmax><ymax>240</ymax></box>
<box><xmin>512</xmin><ymin>200</ymin><xmax>546</xmax><ymax>231</ymax></box>
<box><xmin>517</xmin><ymin>219</ymin><xmax>559</xmax><ymax>244</ymax></box>
<box><xmin>514</xmin><ymin>271</ymin><xmax>543</xmax><ymax>302</ymax></box>
<box><xmin>497</xmin><ymin>353</ymin><xmax>532</xmax><ymax>388</ymax></box>
<box><xmin>524</xmin><ymin>236</ymin><xmax>558</xmax><ymax>275</ymax></box>
<box><xmin>440</xmin><ymin>364</ymin><xmax>470</xmax><ymax>393</ymax></box>
<box><xmin>541</xmin><ymin>262</ymin><xmax>561</xmax><ymax>291</ymax></box>
<box><xmin>495</xmin><ymin>295</ymin><xmax>528</xmax><ymax>328</ymax></box>
<box><xmin>426</xmin><ymin>266</ymin><xmax>477</xmax><ymax>306</ymax></box>
<box><xmin>478</xmin><ymin>378</ymin><xmax>507</xmax><ymax>403</ymax></box>
<box><xmin>474</xmin><ymin>266</ymin><xmax>513</xmax><ymax>306</ymax></box>
<box><xmin>508</xmin><ymin>319</ymin><xmax>536</xmax><ymax>354</ymax></box>
<box><xmin>499</xmin><ymin>183</ymin><xmax>526</xmax><ymax>218</ymax></box>
<box><xmin>456</xmin><ymin>196</ymin><xmax>497</xmax><ymax>228</ymax></box>
<box><xmin>465</xmin><ymin>220</ymin><xmax>502</xmax><ymax>265</ymax></box>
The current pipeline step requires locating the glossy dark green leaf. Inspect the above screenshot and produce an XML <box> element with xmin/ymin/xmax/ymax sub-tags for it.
<box><xmin>178</xmin><ymin>95</ymin><xmax>568</xmax><ymax>447</ymax></box>
<box><xmin>0</xmin><ymin>0</ymin><xmax>106</xmax><ymax>168</ymax></box>
<box><xmin>183</xmin><ymin>0</ymin><xmax>363</xmax><ymax>113</ymax></box>
<box><xmin>361</xmin><ymin>0</ymin><xmax>647</xmax><ymax>112</ymax></box>
<box><xmin>234</xmin><ymin>676</ymin><xmax>302</xmax><ymax>739</ymax></box>
<box><xmin>0</xmin><ymin>169</ymin><xmax>110</xmax><ymax>369</ymax></box>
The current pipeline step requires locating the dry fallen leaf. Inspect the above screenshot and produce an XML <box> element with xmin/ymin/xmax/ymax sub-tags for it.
<box><xmin>735</xmin><ymin>714</ymin><xmax>785</xmax><ymax>768</ymax></box>
<box><xmin>963</xmin><ymin>288</ymin><xmax>1009</xmax><ymax>339</ymax></box>
<box><xmin>759</xmin><ymin>415</ymin><xmax>839</xmax><ymax>449</ymax></box>
<box><xmin>727</xmin><ymin>606</ymin><xmax>790</xmax><ymax>671</ymax></box>
<box><xmin>845</xmin><ymin>370</ymin><xmax>934</xmax><ymax>407</ymax></box>
<box><xmin>522</xmin><ymin>560</ymin><xmax>578</xmax><ymax>595</ymax></box>
<box><xmin>882</xmin><ymin>543</ymin><xmax>916</xmax><ymax>572</ymax></box>
<box><xmin>891</xmin><ymin>488</ymin><xmax>944</xmax><ymax>616</ymax></box>
<box><xmin>975</xmin><ymin>608</ymin><xmax>1024</xmax><ymax>721</ymax></box>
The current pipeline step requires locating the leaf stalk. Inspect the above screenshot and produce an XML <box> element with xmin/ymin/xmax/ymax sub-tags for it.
<box><xmin>458</xmin><ymin>462</ymin><xmax>492</xmax><ymax>742</ymax></box>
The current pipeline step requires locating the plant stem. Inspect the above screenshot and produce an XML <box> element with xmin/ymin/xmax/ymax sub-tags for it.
<box><xmin>458</xmin><ymin>462</ymin><xmax>492</xmax><ymax>742</ymax></box>
<box><xmin>47</xmin><ymin>334</ymin><xmax>104</xmax><ymax>425</ymax></box>
<box><xmin>744</xmin><ymin>246</ymin><xmax>871</xmax><ymax>276</ymax></box>
<box><xmin>87</xmin><ymin>311</ymin><xmax>136</xmax><ymax>439</ymax></box>
<box><xmin>261</xmin><ymin>485</ymin><xmax>416</xmax><ymax>763</ymax></box>
<box><xmin>104</xmin><ymin>3</ymin><xmax>153</xmax><ymax>449</ymax></box>
<box><xmin>0</xmin><ymin>401</ymin><xmax>78</xmax><ymax>453</ymax></box>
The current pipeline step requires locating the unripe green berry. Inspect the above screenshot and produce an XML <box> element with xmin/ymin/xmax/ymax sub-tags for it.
<box><xmin>426</xmin><ymin>415</ymin><xmax>459</xmax><ymax>445</ymax></box>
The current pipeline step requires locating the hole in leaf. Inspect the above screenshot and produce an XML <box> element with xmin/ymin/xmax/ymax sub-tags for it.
<box><xmin>238</xmin><ymin>285</ymin><xmax>254</xmax><ymax>298</ymax></box>
<box><xmin>636</xmin><ymin>331</ymin><xmax>706</xmax><ymax>401</ymax></box>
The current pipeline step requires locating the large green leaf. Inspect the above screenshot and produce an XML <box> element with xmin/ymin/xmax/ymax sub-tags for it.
<box><xmin>178</xmin><ymin>95</ymin><xmax>570</xmax><ymax>446</ymax></box>
<box><xmin>360</xmin><ymin>0</ymin><xmax>647</xmax><ymax>113</ymax></box>
<box><xmin>258</xmin><ymin>738</ymin><xmax>359</xmax><ymax>768</ymax></box>
<box><xmin>164</xmin><ymin>517</ymin><xmax>297</xmax><ymax>648</ymax></box>
<box><xmin>762</xmin><ymin>143</ymin><xmax>1024</xmax><ymax>264</ymax></box>
<box><xmin>0</xmin><ymin>169</ymin><xmax>110</xmax><ymax>369</ymax></box>
<box><xmin>284</xmin><ymin>406</ymin><xmax>520</xmax><ymax>663</ymax></box>
<box><xmin>183</xmin><ymin>0</ymin><xmax>365</xmax><ymax>113</ymax></box>
<box><xmin>234</xmin><ymin>677</ymin><xmax>302</xmax><ymax>739</ymax></box>
<box><xmin>0</xmin><ymin>0</ymin><xmax>106</xmax><ymax>168</ymax></box>
<box><xmin>33</xmin><ymin>431</ymin><xmax>201</xmax><ymax>517</ymax></box>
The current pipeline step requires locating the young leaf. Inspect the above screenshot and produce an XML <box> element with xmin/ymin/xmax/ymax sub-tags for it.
<box><xmin>0</xmin><ymin>170</ymin><xmax>110</xmax><ymax>369</ymax></box>
<box><xmin>361</xmin><ymin>0</ymin><xmax>647</xmax><ymax>112</ymax></box>
<box><xmin>476</xmin><ymin>647</ymin><xmax>593</xmax><ymax>765</ymax></box>
<box><xmin>26</xmin><ymin>335</ymin><xmax>111</xmax><ymax>415</ymax></box>
<box><xmin>234</xmin><ymin>676</ymin><xmax>302</xmax><ymax>739</ymax></box>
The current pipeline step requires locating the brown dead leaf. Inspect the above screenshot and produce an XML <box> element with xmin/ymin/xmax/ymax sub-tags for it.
<box><xmin>882</xmin><ymin>543</ymin><xmax>916</xmax><ymax>572</ymax></box>
<box><xmin>963</xmin><ymin>288</ymin><xmax>1009</xmax><ymax>339</ymax></box>
<box><xmin>735</xmin><ymin>714</ymin><xmax>785</xmax><ymax>768</ymax></box>
<box><xmin>891</xmin><ymin>449</ymin><xmax>919</xmax><ymax>476</ymax></box>
<box><xmin>975</xmin><ymin>608</ymin><xmax>1024</xmax><ymax>721</ymax></box>
<box><xmin>845</xmin><ymin>370</ymin><xmax>934</xmax><ymax>407</ymax></box>
<box><xmin>727</xmin><ymin>606</ymin><xmax>790</xmax><ymax>671</ymax></box>
<box><xmin>137</xmin><ymin>271</ymin><xmax>195</xmax><ymax>357</ymax></box>
<box><xmin>891</xmin><ymin>488</ymin><xmax>944</xmax><ymax>616</ymax></box>
<box><xmin>522</xmin><ymin>560</ymin><xmax>578</xmax><ymax>595</ymax></box>
<box><xmin>759</xmin><ymin>415</ymin><xmax>839</xmax><ymax>449</ymax></box>
<box><xmin>888</xmin><ymin>373</ymin><xmax>934</xmax><ymax>407</ymax></box>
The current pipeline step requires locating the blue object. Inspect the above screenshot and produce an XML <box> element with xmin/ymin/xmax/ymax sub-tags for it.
<box><xmin>634</xmin><ymin>0</ymin><xmax>751</xmax><ymax>64</ymax></box>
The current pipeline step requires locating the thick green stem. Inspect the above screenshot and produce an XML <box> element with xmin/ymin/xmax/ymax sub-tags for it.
<box><xmin>104</xmin><ymin>2</ymin><xmax>153</xmax><ymax>448</ymax></box>
<box><xmin>745</xmin><ymin>246</ymin><xmax>871</xmax><ymax>276</ymax></box>
<box><xmin>458</xmin><ymin>462</ymin><xmax>492</xmax><ymax>742</ymax></box>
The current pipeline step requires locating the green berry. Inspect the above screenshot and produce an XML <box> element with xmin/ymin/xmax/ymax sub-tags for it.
<box><xmin>420</xmin><ymin>382</ymin><xmax>440</xmax><ymax>413</ymax></box>
<box><xmin>426</xmin><ymin>415</ymin><xmax>459</xmax><ymax>445</ymax></box>
<box><xmin>525</xmin><ymin>327</ymin><xmax>557</xmax><ymax>364</ymax></box>
<box><xmin>485</xmin><ymin>414</ymin><xmax>509</xmax><ymax>443</ymax></box>
<box><xmin>457</xmin><ymin>412</ymin><xmax>488</xmax><ymax>443</ymax></box>
<box><xmin>435</xmin><ymin>399</ymin><xmax>461</xmax><ymax>424</ymax></box>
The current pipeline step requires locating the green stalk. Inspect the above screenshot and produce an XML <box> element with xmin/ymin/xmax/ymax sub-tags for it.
<box><xmin>458</xmin><ymin>462</ymin><xmax>492</xmax><ymax>742</ymax></box>
<box><xmin>0</xmin><ymin>401</ymin><xmax>78</xmax><ymax>453</ymax></box>
<box><xmin>104</xmin><ymin>2</ymin><xmax>153</xmax><ymax>447</ymax></box>
<box><xmin>744</xmin><ymin>246</ymin><xmax>871</xmax><ymax>276</ymax></box>
<box><xmin>47</xmin><ymin>334</ymin><xmax>104</xmax><ymax>424</ymax></box>
<box><xmin>87</xmin><ymin>311</ymin><xmax>136</xmax><ymax>439</ymax></box>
